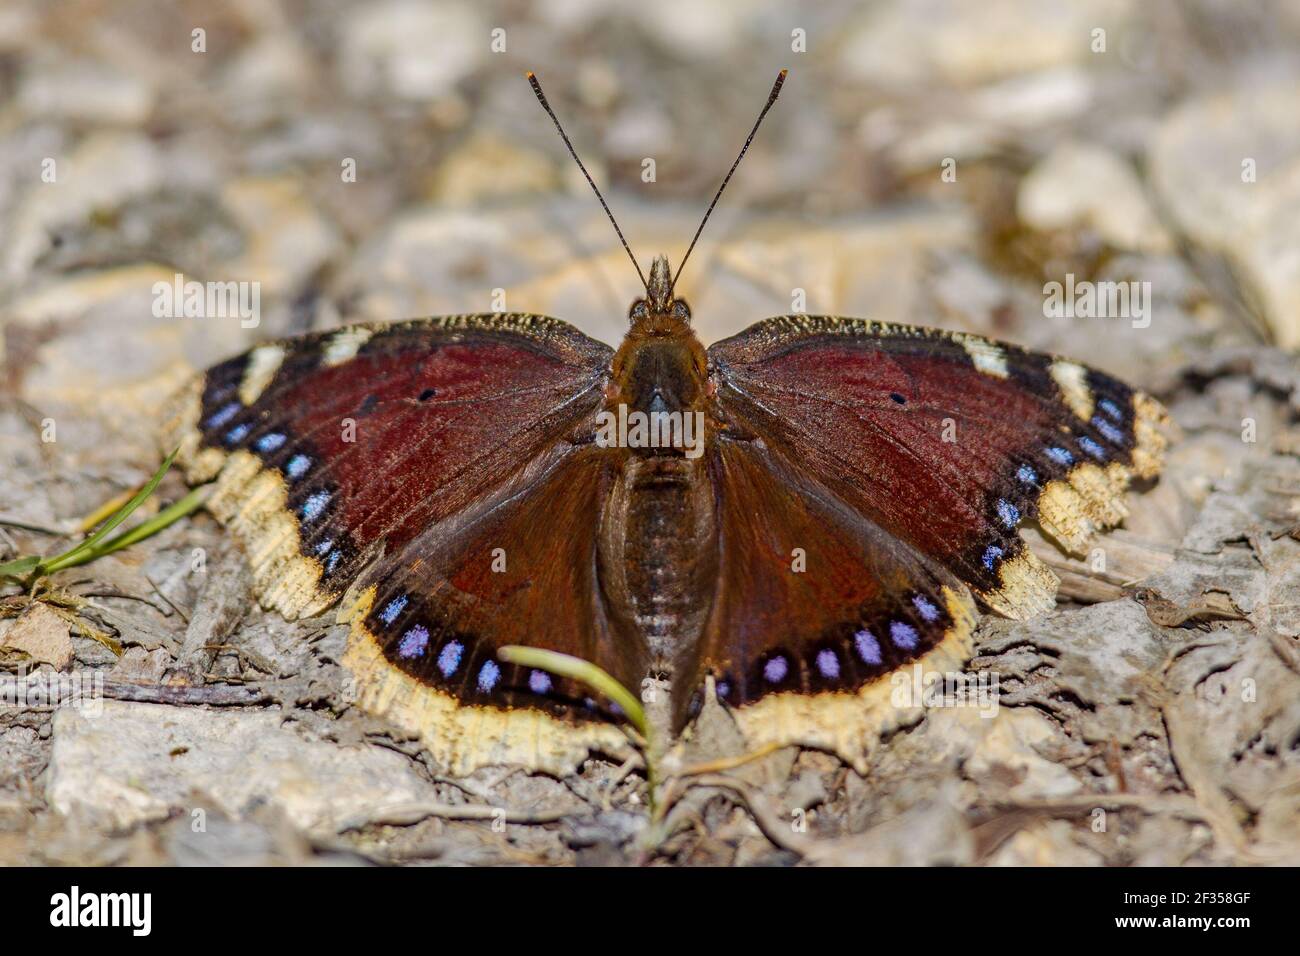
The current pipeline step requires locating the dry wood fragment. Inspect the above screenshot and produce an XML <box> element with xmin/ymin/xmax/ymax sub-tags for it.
<box><xmin>1027</xmin><ymin>529</ymin><xmax>1175</xmax><ymax>604</ymax></box>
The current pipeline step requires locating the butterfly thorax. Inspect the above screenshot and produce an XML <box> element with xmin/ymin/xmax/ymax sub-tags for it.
<box><xmin>609</xmin><ymin>256</ymin><xmax>709</xmax><ymax>428</ymax></box>
<box><xmin>607</xmin><ymin>329</ymin><xmax>707</xmax><ymax>423</ymax></box>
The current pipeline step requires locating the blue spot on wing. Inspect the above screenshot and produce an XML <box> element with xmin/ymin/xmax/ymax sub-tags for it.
<box><xmin>763</xmin><ymin>655</ymin><xmax>789</xmax><ymax>683</ymax></box>
<box><xmin>854</xmin><ymin>630</ymin><xmax>882</xmax><ymax>665</ymax></box>
<box><xmin>816</xmin><ymin>648</ymin><xmax>840</xmax><ymax>679</ymax></box>
<box><xmin>437</xmin><ymin>640</ymin><xmax>463</xmax><ymax>677</ymax></box>
<box><xmin>1078</xmin><ymin>436</ymin><xmax>1107</xmax><ymax>460</ymax></box>
<box><xmin>300</xmin><ymin>490</ymin><xmax>331</xmax><ymax>522</ymax></box>
<box><xmin>1092</xmin><ymin>416</ymin><xmax>1125</xmax><ymax>445</ymax></box>
<box><xmin>397</xmin><ymin>625</ymin><xmax>429</xmax><ymax>659</ymax></box>
<box><xmin>1098</xmin><ymin>398</ymin><xmax>1124</xmax><ymax>421</ymax></box>
<box><xmin>912</xmin><ymin>594</ymin><xmax>941</xmax><ymax>622</ymax></box>
<box><xmin>982</xmin><ymin>545</ymin><xmax>1004</xmax><ymax>571</ymax></box>
<box><xmin>255</xmin><ymin>432</ymin><xmax>286</xmax><ymax>453</ymax></box>
<box><xmin>205</xmin><ymin>402</ymin><xmax>241</xmax><ymax>429</ymax></box>
<box><xmin>378</xmin><ymin>594</ymin><xmax>408</xmax><ymax>626</ymax></box>
<box><xmin>1046</xmin><ymin>446</ymin><xmax>1074</xmax><ymax>467</ymax></box>
<box><xmin>477</xmin><ymin>660</ymin><xmax>501</xmax><ymax>692</ymax></box>
<box><xmin>889</xmin><ymin>621</ymin><xmax>919</xmax><ymax>650</ymax></box>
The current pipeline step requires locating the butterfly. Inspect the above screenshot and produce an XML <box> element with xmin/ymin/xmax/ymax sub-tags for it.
<box><xmin>160</xmin><ymin>72</ymin><xmax>1167</xmax><ymax>775</ymax></box>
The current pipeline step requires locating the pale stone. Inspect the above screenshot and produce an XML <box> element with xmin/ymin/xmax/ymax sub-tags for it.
<box><xmin>630</xmin><ymin>0</ymin><xmax>756</xmax><ymax>58</ymax></box>
<box><xmin>218</xmin><ymin>177</ymin><xmax>342</xmax><ymax>299</ymax></box>
<box><xmin>988</xmin><ymin>819</ymin><xmax>1105</xmax><ymax>866</ymax></box>
<box><xmin>970</xmin><ymin>67</ymin><xmax>1094</xmax><ymax>127</ymax></box>
<box><xmin>47</xmin><ymin>700</ymin><xmax>439</xmax><ymax>837</ymax></box>
<box><xmin>337</xmin><ymin>0</ymin><xmax>484</xmax><ymax>101</ymax></box>
<box><xmin>840</xmin><ymin>0</ymin><xmax>1133</xmax><ymax>87</ymax></box>
<box><xmin>340</xmin><ymin>199</ymin><xmax>975</xmax><ymax>351</ymax></box>
<box><xmin>18</xmin><ymin>62</ymin><xmax>156</xmax><ymax>125</ymax></box>
<box><xmin>429</xmin><ymin>133</ymin><xmax>558</xmax><ymax>205</ymax></box>
<box><xmin>3</xmin><ymin>132</ymin><xmax>161</xmax><ymax>285</ymax></box>
<box><xmin>1149</xmin><ymin>84</ymin><xmax>1300</xmax><ymax>348</ymax></box>
<box><xmin>9</xmin><ymin>264</ymin><xmax>244</xmax><ymax>413</ymax></box>
<box><xmin>1020</xmin><ymin>143</ymin><xmax>1173</xmax><ymax>252</ymax></box>
<box><xmin>927</xmin><ymin>706</ymin><xmax>1082</xmax><ymax>801</ymax></box>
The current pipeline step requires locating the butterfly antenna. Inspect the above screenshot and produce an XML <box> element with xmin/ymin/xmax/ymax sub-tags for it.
<box><xmin>527</xmin><ymin>71</ymin><xmax>648</xmax><ymax>294</ymax></box>
<box><xmin>670</xmin><ymin>69</ymin><xmax>787</xmax><ymax>297</ymax></box>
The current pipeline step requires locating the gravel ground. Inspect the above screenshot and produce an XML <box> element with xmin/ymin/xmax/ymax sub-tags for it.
<box><xmin>1</xmin><ymin>0</ymin><xmax>1299</xmax><ymax>865</ymax></box>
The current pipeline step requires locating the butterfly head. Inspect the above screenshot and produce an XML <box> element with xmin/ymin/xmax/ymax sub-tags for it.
<box><xmin>629</xmin><ymin>255</ymin><xmax>691</xmax><ymax>325</ymax></box>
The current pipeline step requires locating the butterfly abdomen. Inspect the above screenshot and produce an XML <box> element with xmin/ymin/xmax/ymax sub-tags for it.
<box><xmin>603</xmin><ymin>456</ymin><xmax>718</xmax><ymax>669</ymax></box>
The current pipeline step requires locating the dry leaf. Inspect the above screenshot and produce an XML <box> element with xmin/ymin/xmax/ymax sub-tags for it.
<box><xmin>3</xmin><ymin>603</ymin><xmax>74</xmax><ymax>670</ymax></box>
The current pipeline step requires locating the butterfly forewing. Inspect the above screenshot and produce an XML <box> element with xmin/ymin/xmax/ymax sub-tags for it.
<box><xmin>706</xmin><ymin>315</ymin><xmax>1168</xmax><ymax>621</ymax></box>
<box><xmin>163</xmin><ymin>314</ymin><xmax>612</xmax><ymax>621</ymax></box>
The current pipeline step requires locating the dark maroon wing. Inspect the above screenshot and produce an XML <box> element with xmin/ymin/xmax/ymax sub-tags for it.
<box><xmin>162</xmin><ymin>314</ymin><xmax>638</xmax><ymax>774</ymax></box>
<box><xmin>671</xmin><ymin>436</ymin><xmax>977</xmax><ymax>771</ymax></box>
<box><xmin>343</xmin><ymin>444</ymin><xmax>642</xmax><ymax>776</ymax></box>
<box><xmin>706</xmin><ymin>316</ymin><xmax>1168</xmax><ymax>620</ymax></box>
<box><xmin>163</xmin><ymin>313</ymin><xmax>610</xmax><ymax>617</ymax></box>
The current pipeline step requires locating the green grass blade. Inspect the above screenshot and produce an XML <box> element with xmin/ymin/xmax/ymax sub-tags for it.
<box><xmin>0</xmin><ymin>555</ymin><xmax>40</xmax><ymax>579</ymax></box>
<box><xmin>43</xmin><ymin>485</ymin><xmax>207</xmax><ymax>573</ymax></box>
<box><xmin>497</xmin><ymin>645</ymin><xmax>648</xmax><ymax>740</ymax></box>
<box><xmin>41</xmin><ymin>449</ymin><xmax>178</xmax><ymax>573</ymax></box>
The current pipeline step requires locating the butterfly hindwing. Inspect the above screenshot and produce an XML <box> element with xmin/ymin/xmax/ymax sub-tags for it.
<box><xmin>162</xmin><ymin>314</ymin><xmax>612</xmax><ymax>619</ymax></box>
<box><xmin>674</xmin><ymin>436</ymin><xmax>976</xmax><ymax>771</ymax></box>
<box><xmin>339</xmin><ymin>445</ymin><xmax>642</xmax><ymax>776</ymax></box>
<box><xmin>707</xmin><ymin>316</ymin><xmax>1168</xmax><ymax>620</ymax></box>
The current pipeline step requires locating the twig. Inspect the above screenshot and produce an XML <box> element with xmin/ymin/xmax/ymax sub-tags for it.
<box><xmin>662</xmin><ymin>773</ymin><xmax>813</xmax><ymax>857</ymax></box>
<box><xmin>995</xmin><ymin>792</ymin><xmax>1206</xmax><ymax>819</ymax></box>
<box><xmin>146</xmin><ymin>574</ymin><xmax>190</xmax><ymax>624</ymax></box>
<box><xmin>0</xmin><ymin>675</ymin><xmax>273</xmax><ymax>707</ymax></box>
<box><xmin>0</xmin><ymin>516</ymin><xmax>68</xmax><ymax>536</ymax></box>
<box><xmin>99</xmin><ymin>681</ymin><xmax>272</xmax><ymax>705</ymax></box>
<box><xmin>75</xmin><ymin>588</ymin><xmax>170</xmax><ymax>616</ymax></box>
<box><xmin>668</xmin><ymin>741</ymin><xmax>786</xmax><ymax>780</ymax></box>
<box><xmin>337</xmin><ymin>801</ymin><xmax>574</xmax><ymax>833</ymax></box>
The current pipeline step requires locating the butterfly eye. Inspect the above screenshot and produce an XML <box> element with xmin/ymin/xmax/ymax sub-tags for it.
<box><xmin>629</xmin><ymin>300</ymin><xmax>649</xmax><ymax>320</ymax></box>
<box><xmin>673</xmin><ymin>300</ymin><xmax>691</xmax><ymax>321</ymax></box>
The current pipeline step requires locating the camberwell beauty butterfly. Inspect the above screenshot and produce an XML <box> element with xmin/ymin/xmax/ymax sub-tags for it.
<box><xmin>160</xmin><ymin>72</ymin><xmax>1167</xmax><ymax>775</ymax></box>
